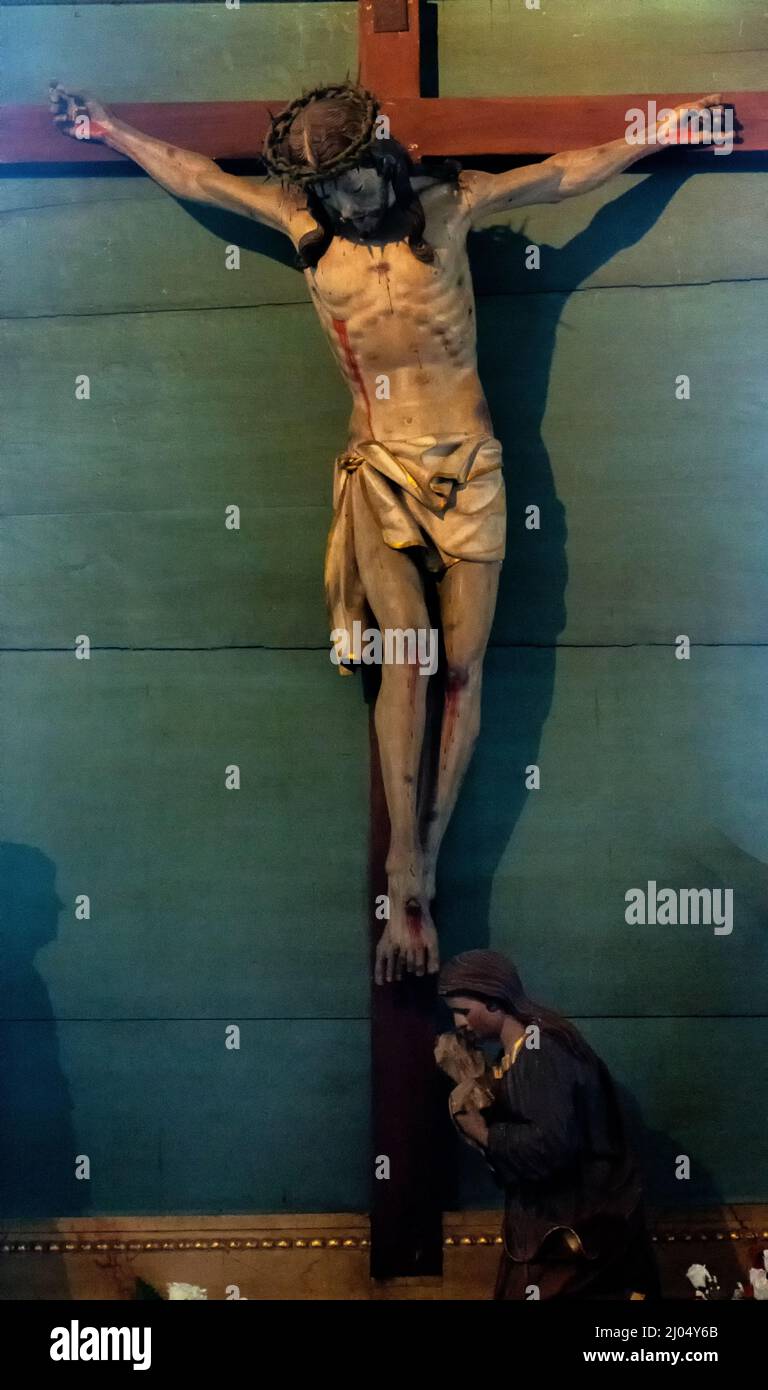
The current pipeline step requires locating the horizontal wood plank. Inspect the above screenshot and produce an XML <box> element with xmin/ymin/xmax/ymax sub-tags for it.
<box><xmin>3</xmin><ymin>92</ymin><xmax>765</xmax><ymax>164</ymax></box>
<box><xmin>3</xmin><ymin>648</ymin><xmax>766</xmax><ymax>1020</ymax></box>
<box><xmin>443</xmin><ymin>646</ymin><xmax>768</xmax><ymax>1019</ymax></box>
<box><xmin>440</xmin><ymin>0</ymin><xmax>768</xmax><ymax>98</ymax></box>
<box><xmin>0</xmin><ymin>2</ymin><xmax>357</xmax><ymax>105</ymax></box>
<box><xmin>2</xmin><ymin>649</ymin><xmax>370</xmax><ymax>1023</ymax></box>
<box><xmin>1</xmin><ymin>1013</ymin><xmax>764</xmax><ymax>1217</ymax></box>
<box><xmin>0</xmin><ymin>1</ymin><xmax>349</xmax><ymax>5</ymax></box>
<box><xmin>3</xmin><ymin>282</ymin><xmax>766</xmax><ymax>647</ymax></box>
<box><xmin>386</xmin><ymin>92</ymin><xmax>766</xmax><ymax>159</ymax></box>
<box><xmin>3</xmin><ymin>166</ymin><xmax>767</xmax><ymax>320</ymax></box>
<box><xmin>0</xmin><ymin>1018</ymin><xmax>370</xmax><ymax>1217</ymax></box>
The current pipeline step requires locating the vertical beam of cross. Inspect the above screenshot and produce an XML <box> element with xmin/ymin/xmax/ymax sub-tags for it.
<box><xmin>359</xmin><ymin>0</ymin><xmax>421</xmax><ymax>98</ymax></box>
<box><xmin>362</xmin><ymin>1</ymin><xmax>446</xmax><ymax>1287</ymax></box>
<box><xmin>367</xmin><ymin>687</ymin><xmax>445</xmax><ymax>1281</ymax></box>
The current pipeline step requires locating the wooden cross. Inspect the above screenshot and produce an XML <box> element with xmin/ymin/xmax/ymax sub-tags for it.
<box><xmin>3</xmin><ymin>0</ymin><xmax>766</xmax><ymax>165</ymax></box>
<box><xmin>3</xmin><ymin>0</ymin><xmax>766</xmax><ymax>1282</ymax></box>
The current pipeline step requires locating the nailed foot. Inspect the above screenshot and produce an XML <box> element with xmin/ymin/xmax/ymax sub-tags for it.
<box><xmin>375</xmin><ymin>877</ymin><xmax>439</xmax><ymax>984</ymax></box>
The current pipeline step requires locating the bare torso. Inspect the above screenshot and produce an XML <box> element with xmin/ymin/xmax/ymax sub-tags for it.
<box><xmin>300</xmin><ymin>182</ymin><xmax>493</xmax><ymax>441</ymax></box>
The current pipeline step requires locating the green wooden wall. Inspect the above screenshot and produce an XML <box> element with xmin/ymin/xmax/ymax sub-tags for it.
<box><xmin>1</xmin><ymin>1</ymin><xmax>766</xmax><ymax>1219</ymax></box>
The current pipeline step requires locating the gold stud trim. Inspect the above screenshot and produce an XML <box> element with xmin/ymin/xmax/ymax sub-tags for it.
<box><xmin>1</xmin><ymin>1225</ymin><xmax>763</xmax><ymax>1254</ymax></box>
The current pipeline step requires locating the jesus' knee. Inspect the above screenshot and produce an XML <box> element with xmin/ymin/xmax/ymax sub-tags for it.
<box><xmin>443</xmin><ymin>659</ymin><xmax>483</xmax><ymax>744</ymax></box>
<box><xmin>445</xmin><ymin>657</ymin><xmax>482</xmax><ymax>698</ymax></box>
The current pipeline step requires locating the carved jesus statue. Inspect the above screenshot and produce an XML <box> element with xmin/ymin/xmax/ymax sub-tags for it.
<box><xmin>51</xmin><ymin>81</ymin><xmax>723</xmax><ymax>983</ymax></box>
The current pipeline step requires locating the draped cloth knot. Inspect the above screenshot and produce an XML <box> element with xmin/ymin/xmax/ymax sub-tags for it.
<box><xmin>324</xmin><ymin>435</ymin><xmax>506</xmax><ymax>673</ymax></box>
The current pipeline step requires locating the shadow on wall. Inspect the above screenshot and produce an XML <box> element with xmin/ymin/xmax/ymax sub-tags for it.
<box><xmin>435</xmin><ymin>171</ymin><xmax>696</xmax><ymax>1209</ymax></box>
<box><xmin>0</xmin><ymin>842</ymin><xmax>86</xmax><ymax>1294</ymax></box>
<box><xmin>618</xmin><ymin>1083</ymin><xmax>745</xmax><ymax>1297</ymax></box>
<box><xmin>623</xmin><ymin>1089</ymin><xmax>727</xmax><ymax>1207</ymax></box>
<box><xmin>440</xmin><ymin>168</ymin><xmax>696</xmax><ymax>958</ymax></box>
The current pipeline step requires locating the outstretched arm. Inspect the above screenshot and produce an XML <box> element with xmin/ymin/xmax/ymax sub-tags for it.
<box><xmin>461</xmin><ymin>94</ymin><xmax>725</xmax><ymax>225</ymax></box>
<box><xmin>49</xmin><ymin>84</ymin><xmax>299</xmax><ymax>235</ymax></box>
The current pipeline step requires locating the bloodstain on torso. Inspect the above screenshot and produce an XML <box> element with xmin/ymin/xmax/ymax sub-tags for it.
<box><xmin>331</xmin><ymin>317</ymin><xmax>374</xmax><ymax>438</ymax></box>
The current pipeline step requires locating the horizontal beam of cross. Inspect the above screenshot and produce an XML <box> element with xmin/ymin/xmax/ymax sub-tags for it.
<box><xmin>2</xmin><ymin>92</ymin><xmax>766</xmax><ymax>166</ymax></box>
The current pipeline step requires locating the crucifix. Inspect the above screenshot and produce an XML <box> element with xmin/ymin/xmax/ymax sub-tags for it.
<box><xmin>4</xmin><ymin>0</ymin><xmax>763</xmax><ymax>1280</ymax></box>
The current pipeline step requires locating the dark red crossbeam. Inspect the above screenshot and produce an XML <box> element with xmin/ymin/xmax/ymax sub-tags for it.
<box><xmin>2</xmin><ymin>92</ymin><xmax>764</xmax><ymax>165</ymax></box>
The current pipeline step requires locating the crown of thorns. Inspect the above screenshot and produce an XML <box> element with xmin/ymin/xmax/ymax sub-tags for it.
<box><xmin>262</xmin><ymin>83</ymin><xmax>380</xmax><ymax>184</ymax></box>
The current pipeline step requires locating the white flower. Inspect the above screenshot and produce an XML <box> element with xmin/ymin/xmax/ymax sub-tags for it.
<box><xmin>686</xmin><ymin>1263</ymin><xmax>710</xmax><ymax>1290</ymax></box>
<box><xmin>748</xmin><ymin>1268</ymin><xmax>768</xmax><ymax>1300</ymax></box>
<box><xmin>167</xmin><ymin>1282</ymin><xmax>208</xmax><ymax>1300</ymax></box>
<box><xmin>686</xmin><ymin>1263</ymin><xmax>719</xmax><ymax>1297</ymax></box>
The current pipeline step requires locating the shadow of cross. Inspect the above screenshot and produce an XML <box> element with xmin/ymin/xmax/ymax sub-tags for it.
<box><xmin>2</xmin><ymin>0</ymin><xmax>765</xmax><ymax>1286</ymax></box>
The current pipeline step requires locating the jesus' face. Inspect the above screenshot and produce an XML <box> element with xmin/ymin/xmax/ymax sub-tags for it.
<box><xmin>313</xmin><ymin>166</ymin><xmax>395</xmax><ymax>238</ymax></box>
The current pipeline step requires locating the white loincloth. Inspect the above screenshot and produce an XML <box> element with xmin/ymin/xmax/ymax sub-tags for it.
<box><xmin>324</xmin><ymin>434</ymin><xmax>506</xmax><ymax>671</ymax></box>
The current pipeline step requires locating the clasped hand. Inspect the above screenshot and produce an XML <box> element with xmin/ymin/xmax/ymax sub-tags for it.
<box><xmin>452</xmin><ymin>1105</ymin><xmax>489</xmax><ymax>1147</ymax></box>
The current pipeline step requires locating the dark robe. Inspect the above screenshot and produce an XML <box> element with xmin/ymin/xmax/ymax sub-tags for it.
<box><xmin>480</xmin><ymin>1032</ymin><xmax>659</xmax><ymax>1300</ymax></box>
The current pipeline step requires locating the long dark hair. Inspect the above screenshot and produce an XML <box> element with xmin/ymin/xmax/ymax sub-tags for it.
<box><xmin>297</xmin><ymin>138</ymin><xmax>457</xmax><ymax>270</ymax></box>
<box><xmin>464</xmin><ymin>991</ymin><xmax>596</xmax><ymax>1063</ymax></box>
<box><xmin>500</xmin><ymin>992</ymin><xmax>597</xmax><ymax>1064</ymax></box>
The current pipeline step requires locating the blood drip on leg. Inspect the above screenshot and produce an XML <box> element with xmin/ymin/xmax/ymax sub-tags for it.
<box><xmin>405</xmin><ymin>899</ymin><xmax>423</xmax><ymax>938</ymax></box>
<box><xmin>442</xmin><ymin>668</ymin><xmax>469</xmax><ymax>763</ymax></box>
